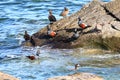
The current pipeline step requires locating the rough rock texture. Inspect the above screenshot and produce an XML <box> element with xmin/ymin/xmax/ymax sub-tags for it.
<box><xmin>23</xmin><ymin>0</ymin><xmax>120</xmax><ymax>49</ymax></box>
<box><xmin>0</xmin><ymin>72</ymin><xmax>19</xmax><ymax>80</ymax></box>
<box><xmin>104</xmin><ymin>0</ymin><xmax>120</xmax><ymax>20</ymax></box>
<box><xmin>47</xmin><ymin>73</ymin><xmax>103</xmax><ymax>80</ymax></box>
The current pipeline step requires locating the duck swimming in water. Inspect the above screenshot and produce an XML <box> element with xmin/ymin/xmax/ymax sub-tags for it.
<box><xmin>75</xmin><ymin>64</ymin><xmax>80</xmax><ymax>70</ymax></box>
<box><xmin>60</xmin><ymin>7</ymin><xmax>69</xmax><ymax>17</ymax></box>
<box><xmin>68</xmin><ymin>64</ymin><xmax>80</xmax><ymax>71</ymax></box>
<box><xmin>26</xmin><ymin>48</ymin><xmax>41</xmax><ymax>60</ymax></box>
<box><xmin>48</xmin><ymin>9</ymin><xmax>57</xmax><ymax>24</ymax></box>
<box><xmin>36</xmin><ymin>49</ymin><xmax>40</xmax><ymax>56</ymax></box>
<box><xmin>26</xmin><ymin>55</ymin><xmax>36</xmax><ymax>60</ymax></box>
<box><xmin>24</xmin><ymin>31</ymin><xmax>30</xmax><ymax>41</ymax></box>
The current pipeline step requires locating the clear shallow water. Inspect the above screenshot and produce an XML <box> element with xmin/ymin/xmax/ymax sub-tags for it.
<box><xmin>0</xmin><ymin>0</ymin><xmax>119</xmax><ymax>80</ymax></box>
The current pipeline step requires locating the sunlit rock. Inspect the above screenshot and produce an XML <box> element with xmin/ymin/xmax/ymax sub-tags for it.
<box><xmin>47</xmin><ymin>72</ymin><xmax>103</xmax><ymax>80</ymax></box>
<box><xmin>0</xmin><ymin>72</ymin><xmax>19</xmax><ymax>80</ymax></box>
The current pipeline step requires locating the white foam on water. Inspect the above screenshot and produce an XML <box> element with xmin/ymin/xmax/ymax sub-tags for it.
<box><xmin>91</xmin><ymin>54</ymin><xmax>120</xmax><ymax>59</ymax></box>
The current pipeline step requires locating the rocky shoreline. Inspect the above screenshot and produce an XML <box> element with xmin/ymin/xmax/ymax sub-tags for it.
<box><xmin>2</xmin><ymin>0</ymin><xmax>120</xmax><ymax>80</ymax></box>
<box><xmin>0</xmin><ymin>72</ymin><xmax>19</xmax><ymax>80</ymax></box>
<box><xmin>22</xmin><ymin>0</ymin><xmax>120</xmax><ymax>52</ymax></box>
<box><xmin>47</xmin><ymin>72</ymin><xmax>103</xmax><ymax>80</ymax></box>
<box><xmin>19</xmin><ymin>0</ymin><xmax>120</xmax><ymax>79</ymax></box>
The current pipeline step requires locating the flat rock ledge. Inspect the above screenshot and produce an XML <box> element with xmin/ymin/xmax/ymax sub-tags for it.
<box><xmin>0</xmin><ymin>72</ymin><xmax>19</xmax><ymax>80</ymax></box>
<box><xmin>47</xmin><ymin>72</ymin><xmax>103</xmax><ymax>80</ymax></box>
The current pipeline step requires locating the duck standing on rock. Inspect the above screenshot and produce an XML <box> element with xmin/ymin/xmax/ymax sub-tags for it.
<box><xmin>64</xmin><ymin>28</ymin><xmax>79</xmax><ymax>42</ymax></box>
<box><xmin>47</xmin><ymin>25</ymin><xmax>57</xmax><ymax>38</ymax></box>
<box><xmin>72</xmin><ymin>28</ymin><xmax>80</xmax><ymax>39</ymax></box>
<box><xmin>48</xmin><ymin>9</ymin><xmax>57</xmax><ymax>24</ymax></box>
<box><xmin>60</xmin><ymin>7</ymin><xmax>69</xmax><ymax>17</ymax></box>
<box><xmin>78</xmin><ymin>17</ymin><xmax>87</xmax><ymax>29</ymax></box>
<box><xmin>24</xmin><ymin>31</ymin><xmax>30</xmax><ymax>41</ymax></box>
<box><xmin>78</xmin><ymin>17</ymin><xmax>91</xmax><ymax>30</ymax></box>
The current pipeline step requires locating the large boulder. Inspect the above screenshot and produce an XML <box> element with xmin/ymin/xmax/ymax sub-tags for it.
<box><xmin>23</xmin><ymin>0</ymin><xmax>120</xmax><ymax>50</ymax></box>
<box><xmin>47</xmin><ymin>72</ymin><xmax>103</xmax><ymax>80</ymax></box>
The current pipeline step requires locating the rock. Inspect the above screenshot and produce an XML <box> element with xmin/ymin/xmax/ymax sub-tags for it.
<box><xmin>23</xmin><ymin>0</ymin><xmax>120</xmax><ymax>50</ymax></box>
<box><xmin>0</xmin><ymin>72</ymin><xmax>19</xmax><ymax>80</ymax></box>
<box><xmin>47</xmin><ymin>72</ymin><xmax>103</xmax><ymax>80</ymax></box>
<box><xmin>21</xmin><ymin>41</ymin><xmax>33</xmax><ymax>47</ymax></box>
<box><xmin>104</xmin><ymin>0</ymin><xmax>120</xmax><ymax>20</ymax></box>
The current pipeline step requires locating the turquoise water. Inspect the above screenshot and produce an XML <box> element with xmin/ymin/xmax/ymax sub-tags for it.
<box><xmin>1</xmin><ymin>0</ymin><xmax>120</xmax><ymax>80</ymax></box>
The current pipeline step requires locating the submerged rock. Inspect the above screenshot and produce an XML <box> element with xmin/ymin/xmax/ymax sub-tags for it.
<box><xmin>47</xmin><ymin>72</ymin><xmax>103</xmax><ymax>80</ymax></box>
<box><xmin>23</xmin><ymin>0</ymin><xmax>120</xmax><ymax>51</ymax></box>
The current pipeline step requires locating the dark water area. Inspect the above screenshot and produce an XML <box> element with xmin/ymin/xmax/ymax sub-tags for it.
<box><xmin>1</xmin><ymin>0</ymin><xmax>120</xmax><ymax>80</ymax></box>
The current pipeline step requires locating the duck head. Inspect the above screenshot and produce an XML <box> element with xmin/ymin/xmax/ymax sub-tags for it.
<box><xmin>25</xmin><ymin>31</ymin><xmax>28</xmax><ymax>35</ymax></box>
<box><xmin>48</xmin><ymin>9</ymin><xmax>52</xmax><ymax>15</ymax></box>
<box><xmin>64</xmin><ymin>7</ymin><xmax>68</xmax><ymax>11</ymax></box>
<box><xmin>78</xmin><ymin>17</ymin><xmax>81</xmax><ymax>21</ymax></box>
<box><xmin>74</xmin><ymin>28</ymin><xmax>77</xmax><ymax>33</ymax></box>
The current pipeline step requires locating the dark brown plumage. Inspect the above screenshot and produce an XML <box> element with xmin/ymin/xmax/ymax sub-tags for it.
<box><xmin>48</xmin><ymin>9</ymin><xmax>56</xmax><ymax>24</ymax></box>
<box><xmin>24</xmin><ymin>31</ymin><xmax>30</xmax><ymax>41</ymax></box>
<box><xmin>26</xmin><ymin>55</ymin><xmax>36</xmax><ymax>60</ymax></box>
